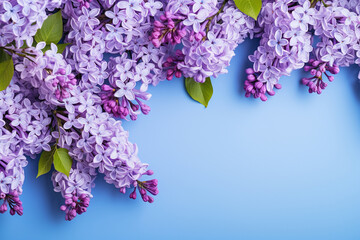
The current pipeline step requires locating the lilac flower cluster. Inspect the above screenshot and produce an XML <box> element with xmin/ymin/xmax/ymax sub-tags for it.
<box><xmin>0</xmin><ymin>76</ymin><xmax>53</xmax><ymax>215</ymax></box>
<box><xmin>306</xmin><ymin>1</ymin><xmax>360</xmax><ymax>92</ymax></box>
<box><xmin>244</xmin><ymin>0</ymin><xmax>315</xmax><ymax>101</ymax></box>
<box><xmin>1</xmin><ymin>0</ymin><xmax>163</xmax><ymax>220</ymax></box>
<box><xmin>245</xmin><ymin>0</ymin><xmax>360</xmax><ymax>100</ymax></box>
<box><xmin>62</xmin><ymin>0</ymin><xmax>171</xmax><ymax>120</ymax></box>
<box><xmin>151</xmin><ymin>0</ymin><xmax>255</xmax><ymax>83</ymax></box>
<box><xmin>0</xmin><ymin>0</ymin><xmax>63</xmax><ymax>48</ymax></box>
<box><xmin>3</xmin><ymin>0</ymin><xmax>360</xmax><ymax>222</ymax></box>
<box><xmin>0</xmin><ymin>48</ymin><xmax>159</xmax><ymax>220</ymax></box>
<box><xmin>14</xmin><ymin>43</ymin><xmax>77</xmax><ymax>103</ymax></box>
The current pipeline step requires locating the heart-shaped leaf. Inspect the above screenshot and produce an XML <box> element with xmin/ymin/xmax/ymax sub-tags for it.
<box><xmin>37</xmin><ymin>146</ymin><xmax>56</xmax><ymax>178</ymax></box>
<box><xmin>185</xmin><ymin>77</ymin><xmax>213</xmax><ymax>108</ymax></box>
<box><xmin>34</xmin><ymin>10</ymin><xmax>63</xmax><ymax>44</ymax></box>
<box><xmin>233</xmin><ymin>0</ymin><xmax>262</xmax><ymax>20</ymax></box>
<box><xmin>53</xmin><ymin>148</ymin><xmax>73</xmax><ymax>177</ymax></box>
<box><xmin>0</xmin><ymin>49</ymin><xmax>14</xmax><ymax>91</ymax></box>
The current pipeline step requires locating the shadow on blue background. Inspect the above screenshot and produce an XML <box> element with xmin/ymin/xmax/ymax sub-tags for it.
<box><xmin>2</xmin><ymin>39</ymin><xmax>360</xmax><ymax>239</ymax></box>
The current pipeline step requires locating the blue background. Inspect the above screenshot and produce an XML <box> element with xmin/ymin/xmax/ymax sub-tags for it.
<box><xmin>2</xmin><ymin>40</ymin><xmax>360</xmax><ymax>239</ymax></box>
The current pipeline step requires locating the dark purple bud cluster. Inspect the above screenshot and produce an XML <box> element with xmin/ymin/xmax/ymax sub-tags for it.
<box><xmin>130</xmin><ymin>170</ymin><xmax>158</xmax><ymax>203</ymax></box>
<box><xmin>61</xmin><ymin>192</ymin><xmax>90</xmax><ymax>221</ymax></box>
<box><xmin>302</xmin><ymin>59</ymin><xmax>340</xmax><ymax>94</ymax></box>
<box><xmin>244</xmin><ymin>68</ymin><xmax>281</xmax><ymax>102</ymax></box>
<box><xmin>0</xmin><ymin>191</ymin><xmax>23</xmax><ymax>216</ymax></box>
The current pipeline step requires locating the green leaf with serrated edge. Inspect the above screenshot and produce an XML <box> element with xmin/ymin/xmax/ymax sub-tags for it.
<box><xmin>53</xmin><ymin>148</ymin><xmax>73</xmax><ymax>177</ymax></box>
<box><xmin>233</xmin><ymin>0</ymin><xmax>262</xmax><ymax>20</ymax></box>
<box><xmin>0</xmin><ymin>49</ymin><xmax>14</xmax><ymax>91</ymax></box>
<box><xmin>42</xmin><ymin>43</ymin><xmax>70</xmax><ymax>54</ymax></box>
<box><xmin>185</xmin><ymin>77</ymin><xmax>213</xmax><ymax>108</ymax></box>
<box><xmin>37</xmin><ymin>146</ymin><xmax>56</xmax><ymax>178</ymax></box>
<box><xmin>34</xmin><ymin>10</ymin><xmax>63</xmax><ymax>44</ymax></box>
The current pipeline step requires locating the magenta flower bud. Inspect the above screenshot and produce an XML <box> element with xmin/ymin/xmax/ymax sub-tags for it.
<box><xmin>60</xmin><ymin>205</ymin><xmax>67</xmax><ymax>211</ymax></box>
<box><xmin>268</xmin><ymin>90</ymin><xmax>275</xmax><ymax>96</ymax></box>
<box><xmin>245</xmin><ymin>68</ymin><xmax>254</xmax><ymax>74</ymax></box>
<box><xmin>246</xmin><ymin>85</ymin><xmax>254</xmax><ymax>93</ymax></box>
<box><xmin>129</xmin><ymin>189</ymin><xmax>137</xmax><ymax>199</ymax></box>
<box><xmin>254</xmin><ymin>81</ymin><xmax>263</xmax><ymax>89</ymax></box>
<box><xmin>327</xmin><ymin>76</ymin><xmax>334</xmax><ymax>82</ymax></box>
<box><xmin>302</xmin><ymin>78</ymin><xmax>310</xmax><ymax>85</ymax></box>
<box><xmin>329</xmin><ymin>66</ymin><xmax>340</xmax><ymax>74</ymax></box>
<box><xmin>109</xmin><ymin>100</ymin><xmax>116</xmax><ymax>108</ymax></box>
<box><xmin>0</xmin><ymin>203</ymin><xmax>7</xmax><ymax>213</ymax></box>
<box><xmin>160</xmin><ymin>15</ymin><xmax>167</xmax><ymax>21</ymax></box>
<box><xmin>175</xmin><ymin>71</ymin><xmax>182</xmax><ymax>78</ymax></box>
<box><xmin>168</xmin><ymin>20</ymin><xmax>175</xmax><ymax>29</ymax></box>
<box><xmin>101</xmin><ymin>84</ymin><xmax>113</xmax><ymax>91</ymax></box>
<box><xmin>141</xmin><ymin>194</ymin><xmax>149</xmax><ymax>202</ymax></box>
<box><xmin>55</xmin><ymin>90</ymin><xmax>61</xmax><ymax>99</ymax></box>
<box><xmin>152</xmin><ymin>39</ymin><xmax>161</xmax><ymax>48</ymax></box>
<box><xmin>148</xmin><ymin>196</ymin><xmax>154</xmax><ymax>203</ymax></box>
<box><xmin>69</xmin><ymin>209</ymin><xmax>77</xmax><ymax>217</ymax></box>
<box><xmin>58</xmin><ymin>68</ymin><xmax>66</xmax><ymax>75</ymax></box>
<box><xmin>247</xmin><ymin>74</ymin><xmax>255</xmax><ymax>81</ymax></box>
<box><xmin>139</xmin><ymin>188</ymin><xmax>146</xmax><ymax>195</ymax></box>
<box><xmin>260</xmin><ymin>85</ymin><xmax>266</xmax><ymax>94</ymax></box>
<box><xmin>57</xmin><ymin>75</ymin><xmax>65</xmax><ymax>81</ymax></box>
<box><xmin>65</xmin><ymin>196</ymin><xmax>72</xmax><ymax>203</ymax></box>
<box><xmin>130</xmin><ymin>114</ymin><xmax>137</xmax><ymax>121</ymax></box>
<box><xmin>304</xmin><ymin>66</ymin><xmax>311</xmax><ymax>72</ymax></box>
<box><xmin>246</xmin><ymin>83</ymin><xmax>254</xmax><ymax>92</ymax></box>
<box><xmin>62</xmin><ymin>91</ymin><xmax>70</xmax><ymax>99</ymax></box>
<box><xmin>131</xmin><ymin>103</ymin><xmax>139</xmax><ymax>112</ymax></box>
<box><xmin>154</xmin><ymin>20</ymin><xmax>164</xmax><ymax>28</ymax></box>
<box><xmin>68</xmin><ymin>73</ymin><xmax>75</xmax><ymax>79</ymax></box>
<box><xmin>140</xmin><ymin>104</ymin><xmax>151</xmax><ymax>115</ymax></box>
<box><xmin>312</xmin><ymin>60</ymin><xmax>320</xmax><ymax>67</ymax></box>
<box><xmin>151</xmin><ymin>31</ymin><xmax>160</xmax><ymax>39</ymax></box>
<box><xmin>10</xmin><ymin>208</ymin><xmax>15</xmax><ymax>215</ymax></box>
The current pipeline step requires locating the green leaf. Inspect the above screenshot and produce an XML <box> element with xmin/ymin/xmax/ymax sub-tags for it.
<box><xmin>42</xmin><ymin>43</ymin><xmax>70</xmax><ymax>54</ymax></box>
<box><xmin>56</xmin><ymin>43</ymin><xmax>70</xmax><ymax>53</ymax></box>
<box><xmin>185</xmin><ymin>77</ymin><xmax>213</xmax><ymax>108</ymax></box>
<box><xmin>53</xmin><ymin>148</ymin><xmax>73</xmax><ymax>177</ymax></box>
<box><xmin>34</xmin><ymin>10</ymin><xmax>63</xmax><ymax>44</ymax></box>
<box><xmin>37</xmin><ymin>146</ymin><xmax>56</xmax><ymax>178</ymax></box>
<box><xmin>233</xmin><ymin>0</ymin><xmax>262</xmax><ymax>20</ymax></box>
<box><xmin>0</xmin><ymin>49</ymin><xmax>14</xmax><ymax>91</ymax></box>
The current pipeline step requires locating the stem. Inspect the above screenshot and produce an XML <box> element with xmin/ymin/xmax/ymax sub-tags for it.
<box><xmin>202</xmin><ymin>0</ymin><xmax>229</xmax><ymax>41</ymax></box>
<box><xmin>0</xmin><ymin>46</ymin><xmax>36</xmax><ymax>63</ymax></box>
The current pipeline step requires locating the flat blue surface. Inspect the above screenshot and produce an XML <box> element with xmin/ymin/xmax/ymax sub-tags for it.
<box><xmin>2</xmin><ymin>39</ymin><xmax>360</xmax><ymax>239</ymax></box>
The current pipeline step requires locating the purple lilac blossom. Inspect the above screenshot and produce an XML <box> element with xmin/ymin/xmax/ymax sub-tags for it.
<box><xmin>305</xmin><ymin>1</ymin><xmax>360</xmax><ymax>91</ymax></box>
<box><xmin>62</xmin><ymin>0</ymin><xmax>171</xmax><ymax>120</ymax></box>
<box><xmin>151</xmin><ymin>0</ymin><xmax>255</xmax><ymax>83</ymax></box>
<box><xmin>0</xmin><ymin>0</ymin><xmax>64</xmax><ymax>48</ymax></box>
<box><xmin>245</xmin><ymin>0</ymin><xmax>315</xmax><ymax>101</ymax></box>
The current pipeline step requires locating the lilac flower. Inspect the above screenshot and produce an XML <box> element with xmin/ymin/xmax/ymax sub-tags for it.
<box><xmin>2</xmin><ymin>2</ymin><xmax>21</xmax><ymax>22</ymax></box>
<box><xmin>268</xmin><ymin>30</ymin><xmax>288</xmax><ymax>57</ymax></box>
